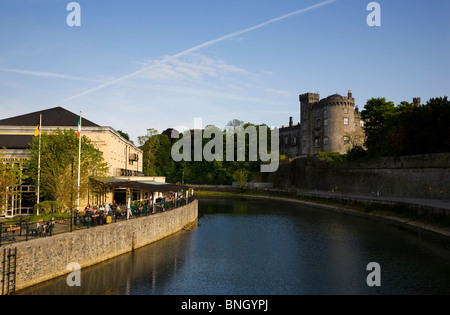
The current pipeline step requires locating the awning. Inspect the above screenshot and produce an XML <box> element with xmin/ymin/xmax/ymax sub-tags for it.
<box><xmin>92</xmin><ymin>178</ymin><xmax>188</xmax><ymax>193</ymax></box>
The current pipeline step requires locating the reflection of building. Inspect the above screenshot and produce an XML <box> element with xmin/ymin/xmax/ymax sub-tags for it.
<box><xmin>279</xmin><ymin>90</ymin><xmax>365</xmax><ymax>157</ymax></box>
<box><xmin>0</xmin><ymin>107</ymin><xmax>144</xmax><ymax>216</ymax></box>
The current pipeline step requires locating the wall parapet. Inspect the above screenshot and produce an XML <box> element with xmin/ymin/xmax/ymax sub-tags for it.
<box><xmin>6</xmin><ymin>200</ymin><xmax>198</xmax><ymax>293</ymax></box>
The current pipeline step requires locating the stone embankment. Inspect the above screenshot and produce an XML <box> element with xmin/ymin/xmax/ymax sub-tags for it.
<box><xmin>5</xmin><ymin>200</ymin><xmax>198</xmax><ymax>292</ymax></box>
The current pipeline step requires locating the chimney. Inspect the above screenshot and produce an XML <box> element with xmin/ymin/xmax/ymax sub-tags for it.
<box><xmin>348</xmin><ymin>90</ymin><xmax>353</xmax><ymax>99</ymax></box>
<box><xmin>289</xmin><ymin>117</ymin><xmax>293</xmax><ymax>127</ymax></box>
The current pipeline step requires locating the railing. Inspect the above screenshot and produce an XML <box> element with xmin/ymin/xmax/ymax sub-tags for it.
<box><xmin>0</xmin><ymin>196</ymin><xmax>196</xmax><ymax>247</ymax></box>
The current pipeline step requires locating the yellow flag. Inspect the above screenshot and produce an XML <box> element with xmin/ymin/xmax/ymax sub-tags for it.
<box><xmin>34</xmin><ymin>122</ymin><xmax>39</xmax><ymax>137</ymax></box>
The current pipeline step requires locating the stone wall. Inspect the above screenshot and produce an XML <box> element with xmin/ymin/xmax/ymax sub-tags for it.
<box><xmin>291</xmin><ymin>153</ymin><xmax>450</xmax><ymax>199</ymax></box>
<box><xmin>5</xmin><ymin>200</ymin><xmax>198</xmax><ymax>292</ymax></box>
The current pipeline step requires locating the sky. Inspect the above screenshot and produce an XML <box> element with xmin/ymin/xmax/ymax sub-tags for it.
<box><xmin>0</xmin><ymin>0</ymin><xmax>449</xmax><ymax>143</ymax></box>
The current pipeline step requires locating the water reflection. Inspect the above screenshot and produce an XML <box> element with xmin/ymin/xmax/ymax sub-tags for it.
<box><xmin>19</xmin><ymin>197</ymin><xmax>450</xmax><ymax>295</ymax></box>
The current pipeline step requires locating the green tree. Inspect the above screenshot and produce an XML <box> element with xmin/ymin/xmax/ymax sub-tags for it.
<box><xmin>139</xmin><ymin>129</ymin><xmax>176</xmax><ymax>180</ymax></box>
<box><xmin>361</xmin><ymin>98</ymin><xmax>396</xmax><ymax>156</ymax></box>
<box><xmin>0</xmin><ymin>149</ymin><xmax>21</xmax><ymax>210</ymax></box>
<box><xmin>233</xmin><ymin>169</ymin><xmax>249</xmax><ymax>192</ymax></box>
<box><xmin>25</xmin><ymin>129</ymin><xmax>109</xmax><ymax>211</ymax></box>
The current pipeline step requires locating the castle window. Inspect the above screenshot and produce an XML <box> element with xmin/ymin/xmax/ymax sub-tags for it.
<box><xmin>344</xmin><ymin>118</ymin><xmax>349</xmax><ymax>125</ymax></box>
<box><xmin>314</xmin><ymin>138</ymin><xmax>320</xmax><ymax>147</ymax></box>
<box><xmin>317</xmin><ymin>119</ymin><xmax>321</xmax><ymax>128</ymax></box>
<box><xmin>324</xmin><ymin>137</ymin><xmax>329</xmax><ymax>145</ymax></box>
<box><xmin>324</xmin><ymin>119</ymin><xmax>328</xmax><ymax>126</ymax></box>
<box><xmin>293</xmin><ymin>136</ymin><xmax>297</xmax><ymax>144</ymax></box>
<box><xmin>324</xmin><ymin>108</ymin><xmax>328</xmax><ymax>117</ymax></box>
<box><xmin>360</xmin><ymin>120</ymin><xmax>365</xmax><ymax>127</ymax></box>
<box><xmin>343</xmin><ymin>136</ymin><xmax>350</xmax><ymax>144</ymax></box>
<box><xmin>285</xmin><ymin>136</ymin><xmax>288</xmax><ymax>145</ymax></box>
<box><xmin>344</xmin><ymin>108</ymin><xmax>348</xmax><ymax>114</ymax></box>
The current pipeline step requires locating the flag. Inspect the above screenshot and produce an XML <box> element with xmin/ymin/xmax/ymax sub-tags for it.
<box><xmin>77</xmin><ymin>116</ymin><xmax>81</xmax><ymax>139</ymax></box>
<box><xmin>34</xmin><ymin>120</ymin><xmax>40</xmax><ymax>137</ymax></box>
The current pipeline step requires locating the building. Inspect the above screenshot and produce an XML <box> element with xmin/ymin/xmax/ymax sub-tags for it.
<box><xmin>0</xmin><ymin>107</ymin><xmax>146</xmax><ymax>216</ymax></box>
<box><xmin>0</xmin><ymin>107</ymin><xmax>143</xmax><ymax>177</ymax></box>
<box><xmin>279</xmin><ymin>117</ymin><xmax>301</xmax><ymax>157</ymax></box>
<box><xmin>279</xmin><ymin>90</ymin><xmax>365</xmax><ymax>156</ymax></box>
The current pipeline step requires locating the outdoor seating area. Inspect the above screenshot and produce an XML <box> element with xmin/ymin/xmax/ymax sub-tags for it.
<box><xmin>0</xmin><ymin>193</ymin><xmax>196</xmax><ymax>247</ymax></box>
<box><xmin>0</xmin><ymin>217</ymin><xmax>63</xmax><ymax>246</ymax></box>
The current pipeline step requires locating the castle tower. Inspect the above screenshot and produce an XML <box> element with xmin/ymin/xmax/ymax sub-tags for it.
<box><xmin>297</xmin><ymin>90</ymin><xmax>364</xmax><ymax>155</ymax></box>
<box><xmin>413</xmin><ymin>97</ymin><xmax>421</xmax><ymax>107</ymax></box>
<box><xmin>299</xmin><ymin>93</ymin><xmax>320</xmax><ymax>155</ymax></box>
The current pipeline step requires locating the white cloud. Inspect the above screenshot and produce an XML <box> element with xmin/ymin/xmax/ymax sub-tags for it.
<box><xmin>0</xmin><ymin>68</ymin><xmax>103</xmax><ymax>83</ymax></box>
<box><xmin>137</xmin><ymin>54</ymin><xmax>252</xmax><ymax>83</ymax></box>
<box><xmin>265</xmin><ymin>88</ymin><xmax>293</xmax><ymax>98</ymax></box>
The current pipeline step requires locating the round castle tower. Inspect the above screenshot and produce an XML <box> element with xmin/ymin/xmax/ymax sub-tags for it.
<box><xmin>299</xmin><ymin>90</ymin><xmax>364</xmax><ymax>155</ymax></box>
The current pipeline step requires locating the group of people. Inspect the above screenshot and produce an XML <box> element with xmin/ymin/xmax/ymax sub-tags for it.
<box><xmin>32</xmin><ymin>219</ymin><xmax>55</xmax><ymax>237</ymax></box>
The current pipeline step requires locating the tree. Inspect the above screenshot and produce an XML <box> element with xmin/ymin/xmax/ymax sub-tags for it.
<box><xmin>361</xmin><ymin>98</ymin><xmax>396</xmax><ymax>156</ymax></box>
<box><xmin>139</xmin><ymin>129</ymin><xmax>176</xmax><ymax>180</ymax></box>
<box><xmin>233</xmin><ymin>169</ymin><xmax>248</xmax><ymax>192</ymax></box>
<box><xmin>117</xmin><ymin>130</ymin><xmax>132</xmax><ymax>143</ymax></box>
<box><xmin>25</xmin><ymin>129</ymin><xmax>109</xmax><ymax>211</ymax></box>
<box><xmin>0</xmin><ymin>149</ymin><xmax>21</xmax><ymax>211</ymax></box>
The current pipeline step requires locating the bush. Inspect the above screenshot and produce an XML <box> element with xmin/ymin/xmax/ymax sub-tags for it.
<box><xmin>33</xmin><ymin>201</ymin><xmax>61</xmax><ymax>214</ymax></box>
<box><xmin>345</xmin><ymin>146</ymin><xmax>367</xmax><ymax>161</ymax></box>
<box><xmin>317</xmin><ymin>152</ymin><xmax>343</xmax><ymax>162</ymax></box>
<box><xmin>233</xmin><ymin>169</ymin><xmax>249</xmax><ymax>192</ymax></box>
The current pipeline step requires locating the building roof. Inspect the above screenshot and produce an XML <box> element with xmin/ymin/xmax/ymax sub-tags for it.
<box><xmin>0</xmin><ymin>107</ymin><xmax>99</xmax><ymax>127</ymax></box>
<box><xmin>326</xmin><ymin>93</ymin><xmax>343</xmax><ymax>100</ymax></box>
<box><xmin>96</xmin><ymin>178</ymin><xmax>188</xmax><ymax>193</ymax></box>
<box><xmin>0</xmin><ymin>135</ymin><xmax>33</xmax><ymax>149</ymax></box>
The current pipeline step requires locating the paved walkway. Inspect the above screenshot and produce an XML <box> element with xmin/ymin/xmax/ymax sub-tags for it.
<box><xmin>297</xmin><ymin>190</ymin><xmax>450</xmax><ymax>210</ymax></box>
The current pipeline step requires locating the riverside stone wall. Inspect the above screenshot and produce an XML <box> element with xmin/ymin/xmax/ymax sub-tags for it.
<box><xmin>291</xmin><ymin>153</ymin><xmax>450</xmax><ymax>199</ymax></box>
<box><xmin>5</xmin><ymin>200</ymin><xmax>198</xmax><ymax>292</ymax></box>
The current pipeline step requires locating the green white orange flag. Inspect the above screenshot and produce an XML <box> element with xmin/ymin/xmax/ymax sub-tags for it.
<box><xmin>77</xmin><ymin>116</ymin><xmax>81</xmax><ymax>139</ymax></box>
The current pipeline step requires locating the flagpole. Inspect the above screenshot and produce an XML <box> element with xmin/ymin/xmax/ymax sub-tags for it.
<box><xmin>37</xmin><ymin>114</ymin><xmax>42</xmax><ymax>216</ymax></box>
<box><xmin>77</xmin><ymin>112</ymin><xmax>82</xmax><ymax>212</ymax></box>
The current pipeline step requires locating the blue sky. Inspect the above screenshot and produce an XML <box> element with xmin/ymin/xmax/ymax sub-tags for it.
<box><xmin>0</xmin><ymin>0</ymin><xmax>449</xmax><ymax>143</ymax></box>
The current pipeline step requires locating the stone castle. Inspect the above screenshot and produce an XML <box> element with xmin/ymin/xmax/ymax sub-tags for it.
<box><xmin>280</xmin><ymin>90</ymin><xmax>365</xmax><ymax>156</ymax></box>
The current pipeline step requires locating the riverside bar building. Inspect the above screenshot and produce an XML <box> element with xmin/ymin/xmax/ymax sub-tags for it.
<box><xmin>0</xmin><ymin>107</ymin><xmax>149</xmax><ymax>216</ymax></box>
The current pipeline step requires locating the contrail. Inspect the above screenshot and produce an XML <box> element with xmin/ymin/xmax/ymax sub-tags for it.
<box><xmin>63</xmin><ymin>0</ymin><xmax>337</xmax><ymax>102</ymax></box>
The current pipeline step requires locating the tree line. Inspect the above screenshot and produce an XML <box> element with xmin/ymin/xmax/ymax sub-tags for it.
<box><xmin>1</xmin><ymin>96</ymin><xmax>448</xmax><ymax>212</ymax></box>
<box><xmin>356</xmin><ymin>96</ymin><xmax>450</xmax><ymax>158</ymax></box>
<box><xmin>137</xmin><ymin>120</ymin><xmax>275</xmax><ymax>188</ymax></box>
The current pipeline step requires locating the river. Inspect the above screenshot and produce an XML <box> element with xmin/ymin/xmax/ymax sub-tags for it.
<box><xmin>18</xmin><ymin>196</ymin><xmax>450</xmax><ymax>295</ymax></box>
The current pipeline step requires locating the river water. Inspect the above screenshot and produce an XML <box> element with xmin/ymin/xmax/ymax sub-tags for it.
<box><xmin>19</xmin><ymin>197</ymin><xmax>450</xmax><ymax>295</ymax></box>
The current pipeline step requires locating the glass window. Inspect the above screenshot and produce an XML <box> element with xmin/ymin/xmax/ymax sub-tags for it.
<box><xmin>344</xmin><ymin>108</ymin><xmax>348</xmax><ymax>114</ymax></box>
<box><xmin>343</xmin><ymin>136</ymin><xmax>350</xmax><ymax>144</ymax></box>
<box><xmin>314</xmin><ymin>138</ymin><xmax>320</xmax><ymax>147</ymax></box>
<box><xmin>324</xmin><ymin>119</ymin><xmax>328</xmax><ymax>126</ymax></box>
<box><xmin>344</xmin><ymin>118</ymin><xmax>349</xmax><ymax>125</ymax></box>
<box><xmin>324</xmin><ymin>137</ymin><xmax>329</xmax><ymax>145</ymax></box>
